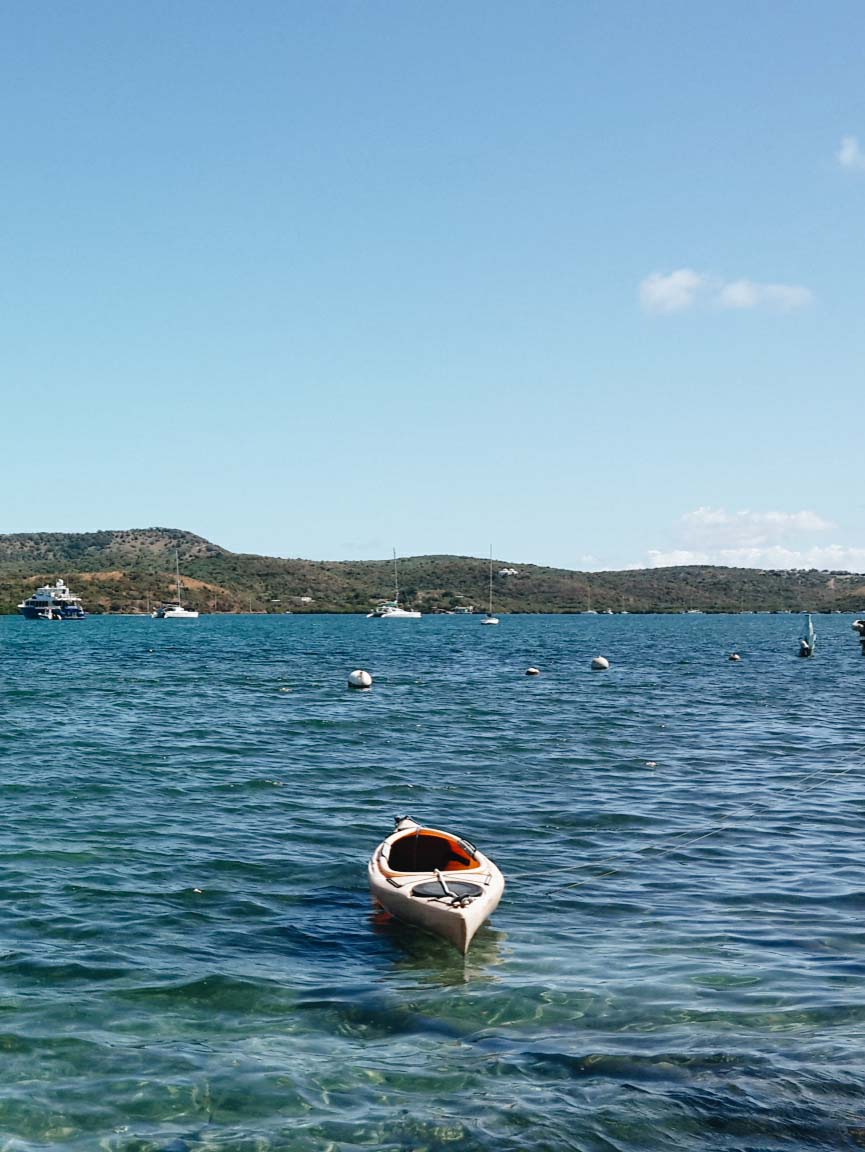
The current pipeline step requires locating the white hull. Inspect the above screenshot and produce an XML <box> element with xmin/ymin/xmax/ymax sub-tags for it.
<box><xmin>19</xmin><ymin>578</ymin><xmax>86</xmax><ymax>619</ymax></box>
<box><xmin>368</xmin><ymin>817</ymin><xmax>504</xmax><ymax>954</ymax></box>
<box><xmin>481</xmin><ymin>548</ymin><xmax>499</xmax><ymax>625</ymax></box>
<box><xmin>367</xmin><ymin>605</ymin><xmax>421</xmax><ymax>619</ymax></box>
<box><xmin>368</xmin><ymin>551</ymin><xmax>421</xmax><ymax>617</ymax></box>
<box><xmin>152</xmin><ymin>550</ymin><xmax>199</xmax><ymax>618</ymax></box>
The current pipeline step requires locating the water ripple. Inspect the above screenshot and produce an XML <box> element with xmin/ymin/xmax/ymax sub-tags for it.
<box><xmin>0</xmin><ymin>612</ymin><xmax>863</xmax><ymax>1149</ymax></box>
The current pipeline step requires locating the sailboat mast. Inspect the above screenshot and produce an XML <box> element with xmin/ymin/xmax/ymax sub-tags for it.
<box><xmin>175</xmin><ymin>550</ymin><xmax>182</xmax><ymax>604</ymax></box>
<box><xmin>393</xmin><ymin>548</ymin><xmax>399</xmax><ymax>605</ymax></box>
<box><xmin>488</xmin><ymin>547</ymin><xmax>493</xmax><ymax>614</ymax></box>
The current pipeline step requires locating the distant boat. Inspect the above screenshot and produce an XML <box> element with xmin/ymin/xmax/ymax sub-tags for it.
<box><xmin>798</xmin><ymin>612</ymin><xmax>816</xmax><ymax>657</ymax></box>
<box><xmin>18</xmin><ymin>579</ymin><xmax>86</xmax><ymax>620</ymax></box>
<box><xmin>481</xmin><ymin>547</ymin><xmax>499</xmax><ymax>625</ymax></box>
<box><xmin>367</xmin><ymin>550</ymin><xmax>421</xmax><ymax>619</ymax></box>
<box><xmin>152</xmin><ymin>551</ymin><xmax>199</xmax><ymax>619</ymax></box>
<box><xmin>368</xmin><ymin>816</ymin><xmax>505</xmax><ymax>954</ymax></box>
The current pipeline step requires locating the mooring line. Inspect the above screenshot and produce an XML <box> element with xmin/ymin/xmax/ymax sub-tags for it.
<box><xmin>510</xmin><ymin>747</ymin><xmax>864</xmax><ymax>890</ymax></box>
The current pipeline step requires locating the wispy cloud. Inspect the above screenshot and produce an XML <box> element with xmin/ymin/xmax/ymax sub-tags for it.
<box><xmin>639</xmin><ymin>270</ymin><xmax>813</xmax><ymax>314</ymax></box>
<box><xmin>838</xmin><ymin>135</ymin><xmax>865</xmax><ymax>171</ymax></box>
<box><xmin>680</xmin><ymin>507</ymin><xmax>834</xmax><ymax>548</ymax></box>
<box><xmin>640</xmin><ymin>507</ymin><xmax>864</xmax><ymax>571</ymax></box>
<box><xmin>715</xmin><ymin>280</ymin><xmax>813</xmax><ymax>312</ymax></box>
<box><xmin>647</xmin><ymin>544</ymin><xmax>865</xmax><ymax>571</ymax></box>
<box><xmin>639</xmin><ymin>269</ymin><xmax>704</xmax><ymax>314</ymax></box>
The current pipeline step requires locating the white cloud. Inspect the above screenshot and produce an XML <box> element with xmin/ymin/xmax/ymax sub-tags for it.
<box><xmin>838</xmin><ymin>135</ymin><xmax>865</xmax><ymax>171</ymax></box>
<box><xmin>646</xmin><ymin>548</ymin><xmax>711</xmax><ymax>567</ymax></box>
<box><xmin>647</xmin><ymin>545</ymin><xmax>865</xmax><ymax>571</ymax></box>
<box><xmin>641</xmin><ymin>507</ymin><xmax>863</xmax><ymax>571</ymax></box>
<box><xmin>639</xmin><ymin>270</ymin><xmax>813</xmax><ymax>314</ymax></box>
<box><xmin>716</xmin><ymin>280</ymin><xmax>813</xmax><ymax>312</ymax></box>
<box><xmin>715</xmin><ymin>279</ymin><xmax>759</xmax><ymax>310</ymax></box>
<box><xmin>639</xmin><ymin>268</ymin><xmax>705</xmax><ymax>314</ymax></box>
<box><xmin>681</xmin><ymin>507</ymin><xmax>834</xmax><ymax>548</ymax></box>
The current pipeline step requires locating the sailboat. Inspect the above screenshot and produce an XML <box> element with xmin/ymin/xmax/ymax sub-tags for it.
<box><xmin>367</xmin><ymin>550</ymin><xmax>421</xmax><ymax>618</ymax></box>
<box><xmin>152</xmin><ymin>550</ymin><xmax>200</xmax><ymax>619</ymax></box>
<box><xmin>798</xmin><ymin>612</ymin><xmax>815</xmax><ymax>657</ymax></box>
<box><xmin>481</xmin><ymin>547</ymin><xmax>499</xmax><ymax>624</ymax></box>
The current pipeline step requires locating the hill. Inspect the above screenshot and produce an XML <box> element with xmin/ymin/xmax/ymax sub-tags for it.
<box><xmin>1</xmin><ymin>528</ymin><xmax>863</xmax><ymax>614</ymax></box>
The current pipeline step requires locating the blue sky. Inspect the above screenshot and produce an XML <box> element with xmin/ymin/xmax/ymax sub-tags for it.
<box><xmin>1</xmin><ymin>2</ymin><xmax>862</xmax><ymax>571</ymax></box>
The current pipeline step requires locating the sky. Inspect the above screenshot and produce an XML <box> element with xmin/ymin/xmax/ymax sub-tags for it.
<box><xmin>1</xmin><ymin>2</ymin><xmax>863</xmax><ymax>572</ymax></box>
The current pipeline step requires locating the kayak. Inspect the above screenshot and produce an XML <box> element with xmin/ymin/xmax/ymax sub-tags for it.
<box><xmin>368</xmin><ymin>816</ymin><xmax>505</xmax><ymax>954</ymax></box>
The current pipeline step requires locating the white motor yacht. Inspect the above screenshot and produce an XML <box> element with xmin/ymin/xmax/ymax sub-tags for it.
<box><xmin>18</xmin><ymin>579</ymin><xmax>87</xmax><ymax>620</ymax></box>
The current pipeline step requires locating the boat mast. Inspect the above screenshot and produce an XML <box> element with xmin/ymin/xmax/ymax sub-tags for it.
<box><xmin>175</xmin><ymin>549</ymin><xmax>182</xmax><ymax>605</ymax></box>
<box><xmin>488</xmin><ymin>547</ymin><xmax>493</xmax><ymax>615</ymax></box>
<box><xmin>393</xmin><ymin>548</ymin><xmax>399</xmax><ymax>606</ymax></box>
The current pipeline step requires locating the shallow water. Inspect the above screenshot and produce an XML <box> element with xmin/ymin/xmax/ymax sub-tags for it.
<box><xmin>0</xmin><ymin>612</ymin><xmax>863</xmax><ymax>1151</ymax></box>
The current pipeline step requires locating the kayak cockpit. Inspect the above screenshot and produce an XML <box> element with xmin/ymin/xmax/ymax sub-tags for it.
<box><xmin>382</xmin><ymin>828</ymin><xmax>479</xmax><ymax>874</ymax></box>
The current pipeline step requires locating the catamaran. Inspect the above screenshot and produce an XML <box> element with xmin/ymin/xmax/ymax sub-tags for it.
<box><xmin>152</xmin><ymin>551</ymin><xmax>199</xmax><ymax>619</ymax></box>
<box><xmin>367</xmin><ymin>550</ymin><xmax>421</xmax><ymax>618</ymax></box>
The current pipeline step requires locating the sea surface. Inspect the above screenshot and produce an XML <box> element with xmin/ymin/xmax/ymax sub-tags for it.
<box><xmin>1</xmin><ymin>611</ymin><xmax>863</xmax><ymax>1151</ymax></box>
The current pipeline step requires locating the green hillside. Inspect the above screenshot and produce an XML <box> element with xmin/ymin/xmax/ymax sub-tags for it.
<box><xmin>1</xmin><ymin>528</ymin><xmax>864</xmax><ymax>614</ymax></box>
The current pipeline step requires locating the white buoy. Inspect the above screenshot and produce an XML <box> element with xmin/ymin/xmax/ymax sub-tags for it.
<box><xmin>729</xmin><ymin>653</ymin><xmax>741</xmax><ymax>662</ymax></box>
<box><xmin>348</xmin><ymin>669</ymin><xmax>373</xmax><ymax>689</ymax></box>
<box><xmin>591</xmin><ymin>656</ymin><xmax>610</xmax><ymax>670</ymax></box>
<box><xmin>526</xmin><ymin>667</ymin><xmax>540</xmax><ymax>676</ymax></box>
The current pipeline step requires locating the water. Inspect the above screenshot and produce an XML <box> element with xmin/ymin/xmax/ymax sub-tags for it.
<box><xmin>0</xmin><ymin>612</ymin><xmax>863</xmax><ymax>1151</ymax></box>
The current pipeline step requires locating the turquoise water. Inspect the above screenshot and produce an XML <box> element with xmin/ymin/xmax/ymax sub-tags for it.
<box><xmin>1</xmin><ymin>612</ymin><xmax>863</xmax><ymax>1151</ymax></box>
